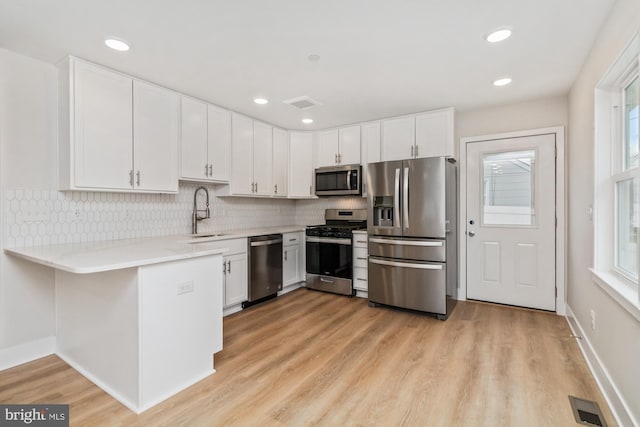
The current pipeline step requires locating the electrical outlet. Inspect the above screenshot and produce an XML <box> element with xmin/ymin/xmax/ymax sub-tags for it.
<box><xmin>177</xmin><ymin>281</ymin><xmax>194</xmax><ymax>295</ymax></box>
<box><xmin>590</xmin><ymin>309</ymin><xmax>596</xmax><ymax>330</ymax></box>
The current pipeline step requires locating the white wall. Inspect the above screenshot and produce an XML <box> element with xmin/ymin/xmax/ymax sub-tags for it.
<box><xmin>0</xmin><ymin>50</ymin><xmax>57</xmax><ymax>367</ymax></box>
<box><xmin>456</xmin><ymin>95</ymin><xmax>568</xmax><ymax>139</ymax></box>
<box><xmin>567</xmin><ymin>0</ymin><xmax>640</xmax><ymax>425</ymax></box>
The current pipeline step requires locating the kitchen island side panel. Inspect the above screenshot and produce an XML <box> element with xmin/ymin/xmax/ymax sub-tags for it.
<box><xmin>55</xmin><ymin>268</ymin><xmax>140</xmax><ymax>410</ymax></box>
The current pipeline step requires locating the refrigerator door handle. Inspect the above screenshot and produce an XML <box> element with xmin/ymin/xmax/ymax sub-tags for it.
<box><xmin>403</xmin><ymin>167</ymin><xmax>409</xmax><ymax>229</ymax></box>
<box><xmin>369</xmin><ymin>257</ymin><xmax>443</xmax><ymax>270</ymax></box>
<box><xmin>394</xmin><ymin>168</ymin><xmax>401</xmax><ymax>228</ymax></box>
<box><xmin>369</xmin><ymin>237</ymin><xmax>444</xmax><ymax>247</ymax></box>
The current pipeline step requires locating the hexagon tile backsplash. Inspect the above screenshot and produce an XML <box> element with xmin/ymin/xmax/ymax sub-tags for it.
<box><xmin>2</xmin><ymin>182</ymin><xmax>297</xmax><ymax>248</ymax></box>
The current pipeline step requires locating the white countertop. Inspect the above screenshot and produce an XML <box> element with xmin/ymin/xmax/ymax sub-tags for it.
<box><xmin>5</xmin><ymin>225</ymin><xmax>306</xmax><ymax>274</ymax></box>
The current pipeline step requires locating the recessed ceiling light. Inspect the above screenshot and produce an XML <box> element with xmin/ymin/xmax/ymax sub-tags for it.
<box><xmin>253</xmin><ymin>97</ymin><xmax>268</xmax><ymax>105</ymax></box>
<box><xmin>485</xmin><ymin>28</ymin><xmax>512</xmax><ymax>43</ymax></box>
<box><xmin>104</xmin><ymin>37</ymin><xmax>130</xmax><ymax>51</ymax></box>
<box><xmin>308</xmin><ymin>54</ymin><xmax>321</xmax><ymax>62</ymax></box>
<box><xmin>302</xmin><ymin>118</ymin><xmax>314</xmax><ymax>124</ymax></box>
<box><xmin>493</xmin><ymin>77</ymin><xmax>512</xmax><ymax>86</ymax></box>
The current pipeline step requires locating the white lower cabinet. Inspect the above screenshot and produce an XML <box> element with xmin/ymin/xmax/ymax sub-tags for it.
<box><xmin>221</xmin><ymin>238</ymin><xmax>248</xmax><ymax>309</ymax></box>
<box><xmin>223</xmin><ymin>252</ymin><xmax>248</xmax><ymax>307</ymax></box>
<box><xmin>352</xmin><ymin>231</ymin><xmax>369</xmax><ymax>294</ymax></box>
<box><xmin>282</xmin><ymin>232</ymin><xmax>305</xmax><ymax>288</ymax></box>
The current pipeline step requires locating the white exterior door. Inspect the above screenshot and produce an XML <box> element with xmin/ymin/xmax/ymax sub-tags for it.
<box><xmin>466</xmin><ymin>134</ymin><xmax>556</xmax><ymax>311</ymax></box>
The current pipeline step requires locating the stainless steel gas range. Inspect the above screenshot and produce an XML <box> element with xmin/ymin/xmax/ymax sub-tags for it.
<box><xmin>305</xmin><ymin>209</ymin><xmax>367</xmax><ymax>296</ymax></box>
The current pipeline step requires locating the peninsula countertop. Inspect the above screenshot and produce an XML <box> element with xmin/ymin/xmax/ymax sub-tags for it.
<box><xmin>4</xmin><ymin>225</ymin><xmax>306</xmax><ymax>274</ymax></box>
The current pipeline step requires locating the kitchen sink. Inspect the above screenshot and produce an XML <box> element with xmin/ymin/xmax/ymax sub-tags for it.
<box><xmin>190</xmin><ymin>233</ymin><xmax>227</xmax><ymax>238</ymax></box>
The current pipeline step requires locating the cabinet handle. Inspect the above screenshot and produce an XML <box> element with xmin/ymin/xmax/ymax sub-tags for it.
<box><xmin>227</xmin><ymin>260</ymin><xmax>231</xmax><ymax>273</ymax></box>
<box><xmin>356</xmin><ymin>240</ymin><xmax>367</xmax><ymax>244</ymax></box>
<box><xmin>357</xmin><ymin>257</ymin><xmax>367</xmax><ymax>260</ymax></box>
<box><xmin>251</xmin><ymin>182</ymin><xmax>255</xmax><ymax>193</ymax></box>
<box><xmin>222</xmin><ymin>260</ymin><xmax>226</xmax><ymax>274</ymax></box>
<box><xmin>415</xmin><ymin>145</ymin><xmax>419</xmax><ymax>157</ymax></box>
<box><xmin>309</xmin><ymin>185</ymin><xmax>312</xmax><ymax>195</ymax></box>
<box><xmin>357</xmin><ymin>278</ymin><xmax>367</xmax><ymax>281</ymax></box>
<box><xmin>136</xmin><ymin>171</ymin><xmax>140</xmax><ymax>187</ymax></box>
<box><xmin>274</xmin><ymin>184</ymin><xmax>278</xmax><ymax>194</ymax></box>
<box><xmin>335</xmin><ymin>154</ymin><xmax>338</xmax><ymax>164</ymax></box>
<box><xmin>284</xmin><ymin>250</ymin><xmax>288</xmax><ymax>261</ymax></box>
<box><xmin>255</xmin><ymin>182</ymin><xmax>258</xmax><ymax>193</ymax></box>
<box><xmin>338</xmin><ymin>153</ymin><xmax>342</xmax><ymax>163</ymax></box>
<box><xmin>209</xmin><ymin>164</ymin><xmax>213</xmax><ymax>176</ymax></box>
<box><xmin>129</xmin><ymin>170</ymin><xmax>134</xmax><ymax>187</ymax></box>
<box><xmin>289</xmin><ymin>238</ymin><xmax>297</xmax><ymax>242</ymax></box>
<box><xmin>205</xmin><ymin>164</ymin><xmax>209</xmax><ymax>177</ymax></box>
<box><xmin>411</xmin><ymin>145</ymin><xmax>414</xmax><ymax>157</ymax></box>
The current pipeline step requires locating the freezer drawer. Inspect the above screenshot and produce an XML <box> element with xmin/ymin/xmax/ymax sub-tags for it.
<box><xmin>368</xmin><ymin>256</ymin><xmax>446</xmax><ymax>315</ymax></box>
<box><xmin>368</xmin><ymin>236</ymin><xmax>446</xmax><ymax>262</ymax></box>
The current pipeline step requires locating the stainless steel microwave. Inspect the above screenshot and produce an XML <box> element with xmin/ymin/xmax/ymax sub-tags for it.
<box><xmin>315</xmin><ymin>164</ymin><xmax>362</xmax><ymax>196</ymax></box>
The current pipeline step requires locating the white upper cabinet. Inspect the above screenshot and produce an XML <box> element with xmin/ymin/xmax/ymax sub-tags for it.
<box><xmin>338</xmin><ymin>125</ymin><xmax>361</xmax><ymax>165</ymax></box>
<box><xmin>381</xmin><ymin>108</ymin><xmax>454</xmax><ymax>161</ymax></box>
<box><xmin>415</xmin><ymin>107</ymin><xmax>454</xmax><ymax>158</ymax></box>
<box><xmin>133</xmin><ymin>81</ymin><xmax>179</xmax><ymax>192</ymax></box>
<box><xmin>252</xmin><ymin>121</ymin><xmax>273</xmax><ymax>196</ymax></box>
<box><xmin>272</xmin><ymin>127</ymin><xmax>288</xmax><ymax>197</ymax></box>
<box><xmin>59</xmin><ymin>57</ymin><xmax>178</xmax><ymax>193</ymax></box>
<box><xmin>180</xmin><ymin>98</ymin><xmax>231</xmax><ymax>183</ymax></box>
<box><xmin>317</xmin><ymin>129</ymin><xmax>339</xmax><ymax>167</ymax></box>
<box><xmin>316</xmin><ymin>125</ymin><xmax>361</xmax><ymax>167</ymax></box>
<box><xmin>231</xmin><ymin>113</ymin><xmax>254</xmax><ymax>195</ymax></box>
<box><xmin>207</xmin><ymin>105</ymin><xmax>232</xmax><ymax>182</ymax></box>
<box><xmin>288</xmin><ymin>132</ymin><xmax>315</xmax><ymax>198</ymax></box>
<box><xmin>381</xmin><ymin>116</ymin><xmax>415</xmax><ymax>161</ymax></box>
<box><xmin>66</xmin><ymin>59</ymin><xmax>133</xmax><ymax>190</ymax></box>
<box><xmin>180</xmin><ymin>97</ymin><xmax>208</xmax><ymax>180</ymax></box>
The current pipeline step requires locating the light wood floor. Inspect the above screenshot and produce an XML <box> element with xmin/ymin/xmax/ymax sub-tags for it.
<box><xmin>0</xmin><ymin>288</ymin><xmax>615</xmax><ymax>426</ymax></box>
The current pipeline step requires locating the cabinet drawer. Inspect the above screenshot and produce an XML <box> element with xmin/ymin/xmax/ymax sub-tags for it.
<box><xmin>353</xmin><ymin>247</ymin><xmax>368</xmax><ymax>268</ymax></box>
<box><xmin>283</xmin><ymin>232</ymin><xmax>302</xmax><ymax>246</ymax></box>
<box><xmin>353</xmin><ymin>267</ymin><xmax>368</xmax><ymax>291</ymax></box>
<box><xmin>353</xmin><ymin>233</ymin><xmax>368</xmax><ymax>248</ymax></box>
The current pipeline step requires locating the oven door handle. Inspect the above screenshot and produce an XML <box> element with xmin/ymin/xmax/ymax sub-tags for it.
<box><xmin>369</xmin><ymin>258</ymin><xmax>443</xmax><ymax>270</ymax></box>
<box><xmin>369</xmin><ymin>237</ymin><xmax>444</xmax><ymax>247</ymax></box>
<box><xmin>306</xmin><ymin>236</ymin><xmax>352</xmax><ymax>245</ymax></box>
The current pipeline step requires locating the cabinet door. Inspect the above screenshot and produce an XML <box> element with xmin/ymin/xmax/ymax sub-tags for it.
<box><xmin>73</xmin><ymin>60</ymin><xmax>133</xmax><ymax>189</ymax></box>
<box><xmin>339</xmin><ymin>125</ymin><xmax>361</xmax><ymax>165</ymax></box>
<box><xmin>252</xmin><ymin>121</ymin><xmax>273</xmax><ymax>196</ymax></box>
<box><xmin>231</xmin><ymin>113</ymin><xmax>254</xmax><ymax>195</ymax></box>
<box><xmin>361</xmin><ymin>122</ymin><xmax>381</xmax><ymax>196</ymax></box>
<box><xmin>381</xmin><ymin>116</ymin><xmax>415</xmax><ymax>161</ymax></box>
<box><xmin>224</xmin><ymin>253</ymin><xmax>248</xmax><ymax>308</ymax></box>
<box><xmin>180</xmin><ymin>97</ymin><xmax>209</xmax><ymax>181</ymax></box>
<box><xmin>289</xmin><ymin>132</ymin><xmax>315</xmax><ymax>198</ymax></box>
<box><xmin>415</xmin><ymin>108</ymin><xmax>454</xmax><ymax>158</ymax></box>
<box><xmin>316</xmin><ymin>129</ymin><xmax>339</xmax><ymax>167</ymax></box>
<box><xmin>283</xmin><ymin>244</ymin><xmax>299</xmax><ymax>287</ymax></box>
<box><xmin>133</xmin><ymin>81</ymin><xmax>179</xmax><ymax>192</ymax></box>
<box><xmin>272</xmin><ymin>127</ymin><xmax>288</xmax><ymax>196</ymax></box>
<box><xmin>208</xmin><ymin>105</ymin><xmax>231</xmax><ymax>182</ymax></box>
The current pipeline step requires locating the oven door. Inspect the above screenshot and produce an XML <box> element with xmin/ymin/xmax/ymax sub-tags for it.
<box><xmin>305</xmin><ymin>236</ymin><xmax>353</xmax><ymax>279</ymax></box>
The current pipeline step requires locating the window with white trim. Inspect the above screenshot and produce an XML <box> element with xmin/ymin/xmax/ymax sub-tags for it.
<box><xmin>594</xmin><ymin>34</ymin><xmax>640</xmax><ymax>309</ymax></box>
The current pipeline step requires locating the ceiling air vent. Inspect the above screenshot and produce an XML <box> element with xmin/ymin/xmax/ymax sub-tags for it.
<box><xmin>283</xmin><ymin>96</ymin><xmax>322</xmax><ymax>110</ymax></box>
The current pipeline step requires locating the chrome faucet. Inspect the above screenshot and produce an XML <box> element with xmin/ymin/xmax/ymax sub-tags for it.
<box><xmin>192</xmin><ymin>186</ymin><xmax>210</xmax><ymax>235</ymax></box>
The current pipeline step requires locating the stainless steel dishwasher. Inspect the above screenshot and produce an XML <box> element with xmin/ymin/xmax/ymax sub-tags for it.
<box><xmin>244</xmin><ymin>234</ymin><xmax>283</xmax><ymax>308</ymax></box>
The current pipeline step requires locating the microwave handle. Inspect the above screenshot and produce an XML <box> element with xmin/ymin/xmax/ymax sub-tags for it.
<box><xmin>347</xmin><ymin>170</ymin><xmax>352</xmax><ymax>189</ymax></box>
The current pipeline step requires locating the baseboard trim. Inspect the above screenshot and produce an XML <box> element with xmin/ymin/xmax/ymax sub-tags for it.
<box><xmin>0</xmin><ymin>336</ymin><xmax>55</xmax><ymax>371</ymax></box>
<box><xmin>565</xmin><ymin>305</ymin><xmax>638</xmax><ymax>427</ymax></box>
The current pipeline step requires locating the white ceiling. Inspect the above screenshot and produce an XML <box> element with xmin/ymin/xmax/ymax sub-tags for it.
<box><xmin>0</xmin><ymin>0</ymin><xmax>615</xmax><ymax>130</ymax></box>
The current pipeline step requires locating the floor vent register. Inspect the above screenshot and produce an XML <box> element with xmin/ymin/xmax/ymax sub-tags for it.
<box><xmin>568</xmin><ymin>395</ymin><xmax>607</xmax><ymax>426</ymax></box>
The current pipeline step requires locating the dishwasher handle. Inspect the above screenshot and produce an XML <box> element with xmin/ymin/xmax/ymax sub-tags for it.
<box><xmin>250</xmin><ymin>238</ymin><xmax>283</xmax><ymax>247</ymax></box>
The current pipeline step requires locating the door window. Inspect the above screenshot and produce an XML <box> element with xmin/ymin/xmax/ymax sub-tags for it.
<box><xmin>481</xmin><ymin>150</ymin><xmax>536</xmax><ymax>226</ymax></box>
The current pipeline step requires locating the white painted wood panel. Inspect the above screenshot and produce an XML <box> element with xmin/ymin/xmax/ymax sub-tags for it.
<box><xmin>317</xmin><ymin>129</ymin><xmax>339</xmax><ymax>167</ymax></box>
<box><xmin>252</xmin><ymin>121</ymin><xmax>273</xmax><ymax>196</ymax></box>
<box><xmin>288</xmin><ymin>132</ymin><xmax>314</xmax><ymax>198</ymax></box>
<box><xmin>180</xmin><ymin>97</ymin><xmax>208</xmax><ymax>181</ymax></box>
<box><xmin>339</xmin><ymin>125</ymin><xmax>361</xmax><ymax>164</ymax></box>
<box><xmin>231</xmin><ymin>113</ymin><xmax>254</xmax><ymax>195</ymax></box>
<box><xmin>207</xmin><ymin>104</ymin><xmax>231</xmax><ymax>182</ymax></box>
<box><xmin>272</xmin><ymin>128</ymin><xmax>288</xmax><ymax>196</ymax></box>
<box><xmin>133</xmin><ymin>81</ymin><xmax>179</xmax><ymax>192</ymax></box>
<box><xmin>381</xmin><ymin>116</ymin><xmax>415</xmax><ymax>161</ymax></box>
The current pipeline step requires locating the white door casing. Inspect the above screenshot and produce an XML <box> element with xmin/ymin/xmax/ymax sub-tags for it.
<box><xmin>466</xmin><ymin>133</ymin><xmax>557</xmax><ymax>311</ymax></box>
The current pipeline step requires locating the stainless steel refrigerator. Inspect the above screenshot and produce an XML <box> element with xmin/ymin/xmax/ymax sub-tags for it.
<box><xmin>366</xmin><ymin>157</ymin><xmax>457</xmax><ymax>319</ymax></box>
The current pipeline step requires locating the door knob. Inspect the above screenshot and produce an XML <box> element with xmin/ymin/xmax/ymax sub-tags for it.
<box><xmin>468</xmin><ymin>231</ymin><xmax>476</xmax><ymax>237</ymax></box>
